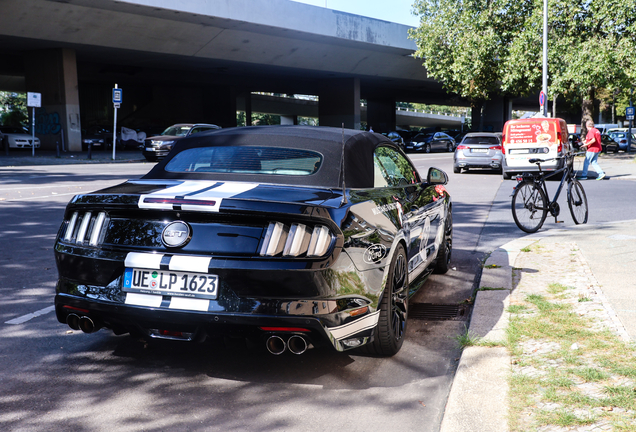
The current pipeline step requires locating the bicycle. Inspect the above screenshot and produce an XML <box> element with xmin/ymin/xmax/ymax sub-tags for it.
<box><xmin>511</xmin><ymin>152</ymin><xmax>588</xmax><ymax>233</ymax></box>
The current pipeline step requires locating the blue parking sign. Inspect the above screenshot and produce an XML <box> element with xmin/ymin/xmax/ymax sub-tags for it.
<box><xmin>627</xmin><ymin>106</ymin><xmax>635</xmax><ymax>121</ymax></box>
<box><xmin>112</xmin><ymin>88</ymin><xmax>123</xmax><ymax>104</ymax></box>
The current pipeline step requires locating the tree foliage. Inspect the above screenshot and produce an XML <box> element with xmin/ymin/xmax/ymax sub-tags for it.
<box><xmin>0</xmin><ymin>92</ymin><xmax>28</xmax><ymax>127</ymax></box>
<box><xmin>409</xmin><ymin>0</ymin><xmax>636</xmax><ymax>121</ymax></box>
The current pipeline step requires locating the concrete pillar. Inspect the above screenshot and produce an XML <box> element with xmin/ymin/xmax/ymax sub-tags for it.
<box><xmin>319</xmin><ymin>78</ymin><xmax>360</xmax><ymax>130</ymax></box>
<box><xmin>204</xmin><ymin>86</ymin><xmax>237</xmax><ymax>129</ymax></box>
<box><xmin>24</xmin><ymin>48</ymin><xmax>81</xmax><ymax>151</ymax></box>
<box><xmin>280</xmin><ymin>115</ymin><xmax>297</xmax><ymax>125</ymax></box>
<box><xmin>367</xmin><ymin>98</ymin><xmax>396</xmax><ymax>134</ymax></box>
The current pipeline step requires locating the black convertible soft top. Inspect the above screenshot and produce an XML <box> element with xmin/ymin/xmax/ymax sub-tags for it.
<box><xmin>143</xmin><ymin>125</ymin><xmax>398</xmax><ymax>189</ymax></box>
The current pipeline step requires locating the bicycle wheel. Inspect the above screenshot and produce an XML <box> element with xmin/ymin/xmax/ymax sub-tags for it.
<box><xmin>568</xmin><ymin>179</ymin><xmax>588</xmax><ymax>224</ymax></box>
<box><xmin>512</xmin><ymin>182</ymin><xmax>548</xmax><ymax>233</ymax></box>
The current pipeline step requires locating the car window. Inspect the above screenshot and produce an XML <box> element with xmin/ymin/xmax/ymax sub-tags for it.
<box><xmin>463</xmin><ymin>136</ymin><xmax>499</xmax><ymax>144</ymax></box>
<box><xmin>165</xmin><ymin>146</ymin><xmax>322</xmax><ymax>175</ymax></box>
<box><xmin>162</xmin><ymin>126</ymin><xmax>191</xmax><ymax>137</ymax></box>
<box><xmin>373</xmin><ymin>146</ymin><xmax>419</xmax><ymax>187</ymax></box>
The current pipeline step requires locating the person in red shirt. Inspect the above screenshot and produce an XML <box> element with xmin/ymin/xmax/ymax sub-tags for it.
<box><xmin>579</xmin><ymin>120</ymin><xmax>605</xmax><ymax>180</ymax></box>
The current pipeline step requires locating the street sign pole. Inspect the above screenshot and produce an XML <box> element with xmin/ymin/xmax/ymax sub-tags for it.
<box><xmin>112</xmin><ymin>84</ymin><xmax>122</xmax><ymax>160</ymax></box>
<box><xmin>27</xmin><ymin>92</ymin><xmax>41</xmax><ymax>157</ymax></box>
<box><xmin>628</xmin><ymin>88</ymin><xmax>634</xmax><ymax>154</ymax></box>
<box><xmin>541</xmin><ymin>0</ymin><xmax>548</xmax><ymax>117</ymax></box>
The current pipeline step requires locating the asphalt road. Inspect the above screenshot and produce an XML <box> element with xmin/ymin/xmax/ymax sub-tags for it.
<box><xmin>0</xmin><ymin>153</ymin><xmax>632</xmax><ymax>432</ymax></box>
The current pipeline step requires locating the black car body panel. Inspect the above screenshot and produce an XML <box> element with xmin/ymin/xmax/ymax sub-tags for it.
<box><xmin>55</xmin><ymin>126</ymin><xmax>452</xmax><ymax>355</ymax></box>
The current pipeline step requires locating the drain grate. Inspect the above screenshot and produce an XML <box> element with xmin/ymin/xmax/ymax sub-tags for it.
<box><xmin>409</xmin><ymin>303</ymin><xmax>468</xmax><ymax>321</ymax></box>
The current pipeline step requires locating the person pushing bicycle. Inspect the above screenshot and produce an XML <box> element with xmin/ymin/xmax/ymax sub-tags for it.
<box><xmin>578</xmin><ymin>120</ymin><xmax>606</xmax><ymax>181</ymax></box>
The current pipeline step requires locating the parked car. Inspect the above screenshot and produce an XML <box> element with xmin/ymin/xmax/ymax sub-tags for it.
<box><xmin>0</xmin><ymin>126</ymin><xmax>40</xmax><ymax>149</ymax></box>
<box><xmin>607</xmin><ymin>130</ymin><xmax>634</xmax><ymax>152</ymax></box>
<box><xmin>405</xmin><ymin>132</ymin><xmax>455</xmax><ymax>153</ymax></box>
<box><xmin>384</xmin><ymin>131</ymin><xmax>405</xmax><ymax>149</ymax></box>
<box><xmin>600</xmin><ymin>134</ymin><xmax>621</xmax><ymax>153</ymax></box>
<box><xmin>453</xmin><ymin>133</ymin><xmax>502</xmax><ymax>173</ymax></box>
<box><xmin>142</xmin><ymin>123</ymin><xmax>220</xmax><ymax>161</ymax></box>
<box><xmin>568</xmin><ymin>133</ymin><xmax>582</xmax><ymax>149</ymax></box>
<box><xmin>53</xmin><ymin>126</ymin><xmax>452</xmax><ymax>357</ymax></box>
<box><xmin>81</xmin><ymin>126</ymin><xmax>112</xmax><ymax>151</ymax></box>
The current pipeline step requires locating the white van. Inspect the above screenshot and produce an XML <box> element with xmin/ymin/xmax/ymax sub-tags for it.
<box><xmin>501</xmin><ymin>117</ymin><xmax>572</xmax><ymax>179</ymax></box>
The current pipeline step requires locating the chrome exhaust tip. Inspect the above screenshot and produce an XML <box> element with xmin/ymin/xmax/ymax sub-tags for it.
<box><xmin>287</xmin><ymin>335</ymin><xmax>308</xmax><ymax>355</ymax></box>
<box><xmin>265</xmin><ymin>335</ymin><xmax>286</xmax><ymax>355</ymax></box>
<box><xmin>78</xmin><ymin>316</ymin><xmax>100</xmax><ymax>334</ymax></box>
<box><xmin>66</xmin><ymin>313</ymin><xmax>81</xmax><ymax>331</ymax></box>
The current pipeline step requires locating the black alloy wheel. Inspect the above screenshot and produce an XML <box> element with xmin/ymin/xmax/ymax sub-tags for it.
<box><xmin>434</xmin><ymin>210</ymin><xmax>452</xmax><ymax>274</ymax></box>
<box><xmin>424</xmin><ymin>143</ymin><xmax>431</xmax><ymax>153</ymax></box>
<box><xmin>361</xmin><ymin>243</ymin><xmax>409</xmax><ymax>357</ymax></box>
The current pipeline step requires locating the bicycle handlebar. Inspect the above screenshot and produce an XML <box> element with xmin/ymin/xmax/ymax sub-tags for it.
<box><xmin>528</xmin><ymin>151</ymin><xmax>585</xmax><ymax>165</ymax></box>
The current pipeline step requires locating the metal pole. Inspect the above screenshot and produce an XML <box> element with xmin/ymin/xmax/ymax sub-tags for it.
<box><xmin>112</xmin><ymin>83</ymin><xmax>118</xmax><ymax>161</ymax></box>
<box><xmin>542</xmin><ymin>0</ymin><xmax>548</xmax><ymax>117</ymax></box>
<box><xmin>32</xmin><ymin>107</ymin><xmax>36</xmax><ymax>157</ymax></box>
<box><xmin>629</xmin><ymin>87</ymin><xmax>633</xmax><ymax>154</ymax></box>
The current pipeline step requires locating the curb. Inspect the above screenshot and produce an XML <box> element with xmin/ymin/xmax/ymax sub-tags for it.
<box><xmin>439</xmin><ymin>223</ymin><xmax>633</xmax><ymax>432</ymax></box>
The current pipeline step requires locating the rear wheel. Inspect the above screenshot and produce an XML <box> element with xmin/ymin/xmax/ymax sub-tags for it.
<box><xmin>447</xmin><ymin>143</ymin><xmax>454</xmax><ymax>152</ymax></box>
<box><xmin>424</xmin><ymin>143</ymin><xmax>431</xmax><ymax>153</ymax></box>
<box><xmin>363</xmin><ymin>244</ymin><xmax>409</xmax><ymax>357</ymax></box>
<box><xmin>434</xmin><ymin>210</ymin><xmax>452</xmax><ymax>274</ymax></box>
<box><xmin>453</xmin><ymin>166</ymin><xmax>460</xmax><ymax>174</ymax></box>
<box><xmin>568</xmin><ymin>180</ymin><xmax>588</xmax><ymax>224</ymax></box>
<box><xmin>512</xmin><ymin>182</ymin><xmax>548</xmax><ymax>233</ymax></box>
<box><xmin>502</xmin><ymin>171</ymin><xmax>511</xmax><ymax>180</ymax></box>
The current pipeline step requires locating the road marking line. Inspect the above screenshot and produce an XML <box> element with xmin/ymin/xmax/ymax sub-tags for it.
<box><xmin>5</xmin><ymin>305</ymin><xmax>56</xmax><ymax>325</ymax></box>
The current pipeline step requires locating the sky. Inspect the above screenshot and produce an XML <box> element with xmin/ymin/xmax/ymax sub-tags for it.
<box><xmin>289</xmin><ymin>0</ymin><xmax>420</xmax><ymax>27</ymax></box>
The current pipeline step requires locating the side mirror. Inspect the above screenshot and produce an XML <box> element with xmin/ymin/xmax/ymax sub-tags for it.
<box><xmin>427</xmin><ymin>167</ymin><xmax>448</xmax><ymax>185</ymax></box>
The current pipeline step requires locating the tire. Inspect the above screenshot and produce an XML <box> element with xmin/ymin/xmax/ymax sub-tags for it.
<box><xmin>447</xmin><ymin>143</ymin><xmax>454</xmax><ymax>152</ymax></box>
<box><xmin>511</xmin><ymin>182</ymin><xmax>548</xmax><ymax>233</ymax></box>
<box><xmin>424</xmin><ymin>143</ymin><xmax>431</xmax><ymax>153</ymax></box>
<box><xmin>453</xmin><ymin>166</ymin><xmax>460</xmax><ymax>174</ymax></box>
<box><xmin>502</xmin><ymin>171</ymin><xmax>511</xmax><ymax>180</ymax></box>
<box><xmin>363</xmin><ymin>243</ymin><xmax>409</xmax><ymax>357</ymax></box>
<box><xmin>434</xmin><ymin>210</ymin><xmax>452</xmax><ymax>274</ymax></box>
<box><xmin>567</xmin><ymin>180</ymin><xmax>588</xmax><ymax>225</ymax></box>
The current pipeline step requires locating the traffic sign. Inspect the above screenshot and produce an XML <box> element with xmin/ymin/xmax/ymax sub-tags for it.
<box><xmin>627</xmin><ymin>106</ymin><xmax>635</xmax><ymax>121</ymax></box>
<box><xmin>539</xmin><ymin>91</ymin><xmax>546</xmax><ymax>107</ymax></box>
<box><xmin>112</xmin><ymin>88</ymin><xmax>123</xmax><ymax>104</ymax></box>
<box><xmin>27</xmin><ymin>92</ymin><xmax>42</xmax><ymax>108</ymax></box>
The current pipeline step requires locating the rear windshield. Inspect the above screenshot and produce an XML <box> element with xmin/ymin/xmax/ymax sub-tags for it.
<box><xmin>164</xmin><ymin>146</ymin><xmax>323</xmax><ymax>176</ymax></box>
<box><xmin>463</xmin><ymin>136</ymin><xmax>499</xmax><ymax>144</ymax></box>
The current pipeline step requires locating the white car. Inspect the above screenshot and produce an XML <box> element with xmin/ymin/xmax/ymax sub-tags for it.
<box><xmin>0</xmin><ymin>126</ymin><xmax>40</xmax><ymax>149</ymax></box>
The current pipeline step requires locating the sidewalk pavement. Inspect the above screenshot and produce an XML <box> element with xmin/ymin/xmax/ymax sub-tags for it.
<box><xmin>441</xmin><ymin>152</ymin><xmax>636</xmax><ymax>432</ymax></box>
<box><xmin>0</xmin><ymin>149</ymin><xmax>147</xmax><ymax>167</ymax></box>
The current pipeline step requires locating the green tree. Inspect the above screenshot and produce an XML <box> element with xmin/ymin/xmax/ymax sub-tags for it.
<box><xmin>0</xmin><ymin>92</ymin><xmax>28</xmax><ymax>127</ymax></box>
<box><xmin>501</xmin><ymin>0</ymin><xmax>636</xmax><ymax>131</ymax></box>
<box><xmin>410</xmin><ymin>0</ymin><xmax>636</xmax><ymax>130</ymax></box>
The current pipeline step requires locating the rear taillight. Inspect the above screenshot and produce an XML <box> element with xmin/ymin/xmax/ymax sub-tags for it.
<box><xmin>456</xmin><ymin>145</ymin><xmax>469</xmax><ymax>150</ymax></box>
<box><xmin>260</xmin><ymin>222</ymin><xmax>334</xmax><ymax>257</ymax></box>
<box><xmin>489</xmin><ymin>145</ymin><xmax>502</xmax><ymax>151</ymax></box>
<box><xmin>558</xmin><ymin>143</ymin><xmax>562</xmax><ymax>152</ymax></box>
<box><xmin>63</xmin><ymin>211</ymin><xmax>108</xmax><ymax>246</ymax></box>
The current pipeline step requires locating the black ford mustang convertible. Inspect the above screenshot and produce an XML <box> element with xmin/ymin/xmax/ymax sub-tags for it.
<box><xmin>54</xmin><ymin>126</ymin><xmax>452</xmax><ymax>357</ymax></box>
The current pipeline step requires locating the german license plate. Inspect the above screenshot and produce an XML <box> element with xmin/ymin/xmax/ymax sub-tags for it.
<box><xmin>509</xmin><ymin>149</ymin><xmax>528</xmax><ymax>154</ymax></box>
<box><xmin>145</xmin><ymin>147</ymin><xmax>154</xmax><ymax>152</ymax></box>
<box><xmin>471</xmin><ymin>148</ymin><xmax>488</xmax><ymax>153</ymax></box>
<box><xmin>123</xmin><ymin>268</ymin><xmax>218</xmax><ymax>299</ymax></box>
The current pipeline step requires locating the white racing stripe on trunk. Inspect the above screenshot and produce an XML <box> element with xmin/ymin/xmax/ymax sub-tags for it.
<box><xmin>169</xmin><ymin>255</ymin><xmax>211</xmax><ymax>273</ymax></box>
<box><xmin>125</xmin><ymin>292</ymin><xmax>163</xmax><ymax>307</ymax></box>
<box><xmin>327</xmin><ymin>311</ymin><xmax>380</xmax><ymax>340</ymax></box>
<box><xmin>168</xmin><ymin>297</ymin><xmax>210</xmax><ymax>312</ymax></box>
<box><xmin>125</xmin><ymin>252</ymin><xmax>164</xmax><ymax>269</ymax></box>
<box><xmin>137</xmin><ymin>181</ymin><xmax>259</xmax><ymax>212</ymax></box>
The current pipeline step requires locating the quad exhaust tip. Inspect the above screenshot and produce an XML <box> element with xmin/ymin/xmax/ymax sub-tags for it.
<box><xmin>66</xmin><ymin>315</ymin><xmax>101</xmax><ymax>334</ymax></box>
<box><xmin>265</xmin><ymin>334</ymin><xmax>308</xmax><ymax>355</ymax></box>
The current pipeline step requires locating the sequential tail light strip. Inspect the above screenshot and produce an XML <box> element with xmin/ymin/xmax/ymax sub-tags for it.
<box><xmin>260</xmin><ymin>222</ymin><xmax>334</xmax><ymax>258</ymax></box>
<box><xmin>63</xmin><ymin>211</ymin><xmax>108</xmax><ymax>246</ymax></box>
